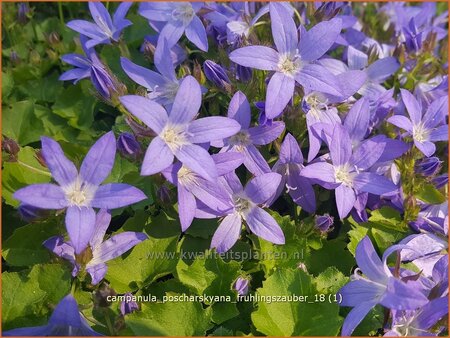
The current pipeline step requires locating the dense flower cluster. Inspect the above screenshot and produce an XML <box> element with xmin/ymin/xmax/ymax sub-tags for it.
<box><xmin>3</xmin><ymin>1</ymin><xmax>448</xmax><ymax>336</ymax></box>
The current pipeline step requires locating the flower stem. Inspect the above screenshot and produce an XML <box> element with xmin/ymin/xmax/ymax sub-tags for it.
<box><xmin>58</xmin><ymin>2</ymin><xmax>64</xmax><ymax>25</ymax></box>
<box><xmin>17</xmin><ymin>160</ymin><xmax>52</xmax><ymax>177</ymax></box>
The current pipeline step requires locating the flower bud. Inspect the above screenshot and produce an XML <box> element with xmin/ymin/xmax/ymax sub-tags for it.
<box><xmin>47</xmin><ymin>31</ymin><xmax>60</xmax><ymax>46</ymax></box>
<box><xmin>255</xmin><ymin>101</ymin><xmax>273</xmax><ymax>126</ymax></box>
<box><xmin>193</xmin><ymin>60</ymin><xmax>206</xmax><ymax>85</ymax></box>
<box><xmin>314</xmin><ymin>214</ymin><xmax>334</xmax><ymax>233</ymax></box>
<box><xmin>120</xmin><ymin>292</ymin><xmax>139</xmax><ymax>316</ymax></box>
<box><xmin>203</xmin><ymin>60</ymin><xmax>231</xmax><ymax>91</ymax></box>
<box><xmin>432</xmin><ymin>174</ymin><xmax>448</xmax><ymax>189</ymax></box>
<box><xmin>157</xmin><ymin>185</ymin><xmax>172</xmax><ymax>204</ymax></box>
<box><xmin>142</xmin><ymin>40</ymin><xmax>156</xmax><ymax>60</ymax></box>
<box><xmin>2</xmin><ymin>137</ymin><xmax>20</xmax><ymax>157</ymax></box>
<box><xmin>17</xmin><ymin>3</ymin><xmax>30</xmax><ymax>24</ymax></box>
<box><xmin>94</xmin><ymin>284</ymin><xmax>116</xmax><ymax>308</ymax></box>
<box><xmin>235</xmin><ymin>64</ymin><xmax>252</xmax><ymax>82</ymax></box>
<box><xmin>18</xmin><ymin>204</ymin><xmax>48</xmax><ymax>222</ymax></box>
<box><xmin>35</xmin><ymin>150</ymin><xmax>47</xmax><ymax>168</ymax></box>
<box><xmin>234</xmin><ymin>277</ymin><xmax>249</xmax><ymax>296</ymax></box>
<box><xmin>10</xmin><ymin>50</ymin><xmax>20</xmax><ymax>66</ymax></box>
<box><xmin>125</xmin><ymin>117</ymin><xmax>156</xmax><ymax>138</ymax></box>
<box><xmin>415</xmin><ymin>156</ymin><xmax>442</xmax><ymax>177</ymax></box>
<box><xmin>117</xmin><ymin>132</ymin><xmax>141</xmax><ymax>159</ymax></box>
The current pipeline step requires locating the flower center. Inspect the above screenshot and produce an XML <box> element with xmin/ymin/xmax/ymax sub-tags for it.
<box><xmin>160</xmin><ymin>124</ymin><xmax>189</xmax><ymax>152</ymax></box>
<box><xmin>151</xmin><ymin>82</ymin><xmax>180</xmax><ymax>103</ymax></box>
<box><xmin>63</xmin><ymin>178</ymin><xmax>97</xmax><ymax>207</ymax></box>
<box><xmin>413</xmin><ymin>123</ymin><xmax>430</xmax><ymax>142</ymax></box>
<box><xmin>172</xmin><ymin>3</ymin><xmax>195</xmax><ymax>24</ymax></box>
<box><xmin>178</xmin><ymin>165</ymin><xmax>197</xmax><ymax>186</ymax></box>
<box><xmin>229</xmin><ymin>130</ymin><xmax>251</xmax><ymax>150</ymax></box>
<box><xmin>334</xmin><ymin>164</ymin><xmax>354</xmax><ymax>187</ymax></box>
<box><xmin>304</xmin><ymin>93</ymin><xmax>329</xmax><ymax>119</ymax></box>
<box><xmin>277</xmin><ymin>53</ymin><xmax>301</xmax><ymax>77</ymax></box>
<box><xmin>233</xmin><ymin>195</ymin><xmax>253</xmax><ymax>215</ymax></box>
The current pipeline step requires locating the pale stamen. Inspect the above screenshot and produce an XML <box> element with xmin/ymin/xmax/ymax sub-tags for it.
<box><xmin>160</xmin><ymin>124</ymin><xmax>189</xmax><ymax>152</ymax></box>
<box><xmin>413</xmin><ymin>123</ymin><xmax>430</xmax><ymax>143</ymax></box>
<box><xmin>229</xmin><ymin>130</ymin><xmax>251</xmax><ymax>151</ymax></box>
<box><xmin>334</xmin><ymin>164</ymin><xmax>355</xmax><ymax>187</ymax></box>
<box><xmin>63</xmin><ymin>178</ymin><xmax>97</xmax><ymax>207</ymax></box>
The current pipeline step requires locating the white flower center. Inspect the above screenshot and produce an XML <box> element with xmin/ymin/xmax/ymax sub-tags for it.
<box><xmin>334</xmin><ymin>164</ymin><xmax>355</xmax><ymax>187</ymax></box>
<box><xmin>229</xmin><ymin>130</ymin><xmax>251</xmax><ymax>150</ymax></box>
<box><xmin>150</xmin><ymin>82</ymin><xmax>179</xmax><ymax>103</ymax></box>
<box><xmin>178</xmin><ymin>165</ymin><xmax>197</xmax><ymax>187</ymax></box>
<box><xmin>62</xmin><ymin>178</ymin><xmax>97</xmax><ymax>207</ymax></box>
<box><xmin>160</xmin><ymin>124</ymin><xmax>189</xmax><ymax>152</ymax></box>
<box><xmin>172</xmin><ymin>3</ymin><xmax>195</xmax><ymax>24</ymax></box>
<box><xmin>233</xmin><ymin>195</ymin><xmax>253</xmax><ymax>216</ymax></box>
<box><xmin>305</xmin><ymin>93</ymin><xmax>329</xmax><ymax>119</ymax></box>
<box><xmin>277</xmin><ymin>53</ymin><xmax>301</xmax><ymax>77</ymax></box>
<box><xmin>413</xmin><ymin>123</ymin><xmax>430</xmax><ymax>143</ymax></box>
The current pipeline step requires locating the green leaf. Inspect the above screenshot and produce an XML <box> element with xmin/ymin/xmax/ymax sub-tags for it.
<box><xmin>106</xmin><ymin>212</ymin><xmax>180</xmax><ymax>293</ymax></box>
<box><xmin>369</xmin><ymin>207</ymin><xmax>403</xmax><ymax>230</ymax></box>
<box><xmin>2</xmin><ymin>263</ymin><xmax>71</xmax><ymax>330</ymax></box>
<box><xmin>210</xmin><ymin>326</ymin><xmax>234</xmax><ymax>336</ymax></box>
<box><xmin>176</xmin><ymin>250</ymin><xmax>241</xmax><ymax>298</ymax></box>
<box><xmin>314</xmin><ymin>267</ymin><xmax>349</xmax><ymax>294</ymax></box>
<box><xmin>52</xmin><ymin>85</ymin><xmax>96</xmax><ymax>130</ymax></box>
<box><xmin>415</xmin><ymin>183</ymin><xmax>446</xmax><ymax>205</ymax></box>
<box><xmin>3</xmin><ymin>100</ymin><xmax>45</xmax><ymax>145</ymax></box>
<box><xmin>2</xmin><ymin>146</ymin><xmax>52</xmax><ymax>207</ymax></box>
<box><xmin>3</xmin><ymin>220</ymin><xmax>63</xmax><ymax>267</ymax></box>
<box><xmin>2</xmin><ymin>271</ymin><xmax>46</xmax><ymax>329</ymax></box>
<box><xmin>306</xmin><ymin>238</ymin><xmax>355</xmax><ymax>276</ymax></box>
<box><xmin>251</xmin><ymin>269</ymin><xmax>342</xmax><ymax>336</ymax></box>
<box><xmin>126</xmin><ymin>301</ymin><xmax>212</xmax><ymax>336</ymax></box>
<box><xmin>250</xmin><ymin>211</ymin><xmax>308</xmax><ymax>275</ymax></box>
<box><xmin>211</xmin><ymin>302</ymin><xmax>239</xmax><ymax>324</ymax></box>
<box><xmin>2</xmin><ymin>70</ymin><xmax>14</xmax><ymax>99</ymax></box>
<box><xmin>19</xmin><ymin>72</ymin><xmax>63</xmax><ymax>103</ymax></box>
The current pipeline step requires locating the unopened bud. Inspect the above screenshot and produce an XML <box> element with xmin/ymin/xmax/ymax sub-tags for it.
<box><xmin>314</xmin><ymin>214</ymin><xmax>334</xmax><ymax>233</ymax></box>
<box><xmin>203</xmin><ymin>60</ymin><xmax>231</xmax><ymax>91</ymax></box>
<box><xmin>117</xmin><ymin>132</ymin><xmax>141</xmax><ymax>160</ymax></box>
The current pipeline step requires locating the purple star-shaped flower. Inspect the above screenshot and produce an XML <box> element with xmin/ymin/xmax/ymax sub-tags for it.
<box><xmin>162</xmin><ymin>152</ymin><xmax>243</xmax><ymax>231</ymax></box>
<box><xmin>67</xmin><ymin>2</ymin><xmax>132</xmax><ymax>49</ymax></box>
<box><xmin>385</xmin><ymin>297</ymin><xmax>448</xmax><ymax>336</ymax></box>
<box><xmin>302</xmin><ymin>126</ymin><xmax>398</xmax><ymax>219</ymax></box>
<box><xmin>230</xmin><ymin>3</ymin><xmax>343</xmax><ymax>118</ymax></box>
<box><xmin>59</xmin><ymin>36</ymin><xmax>118</xmax><ymax>99</ymax></box>
<box><xmin>388</xmin><ymin>89</ymin><xmax>448</xmax><ymax>157</ymax></box>
<box><xmin>212</xmin><ymin>91</ymin><xmax>285</xmax><ymax>175</ymax></box>
<box><xmin>120</xmin><ymin>76</ymin><xmax>241</xmax><ymax>182</ymax></box>
<box><xmin>210</xmin><ymin>172</ymin><xmax>285</xmax><ymax>253</ymax></box>
<box><xmin>345</xmin><ymin>46</ymin><xmax>400</xmax><ymax>100</ymax></box>
<box><xmin>44</xmin><ymin>209</ymin><xmax>147</xmax><ymax>285</ymax></box>
<box><xmin>139</xmin><ymin>2</ymin><xmax>208</xmax><ymax>52</ymax></box>
<box><xmin>3</xmin><ymin>294</ymin><xmax>102</xmax><ymax>336</ymax></box>
<box><xmin>121</xmin><ymin>38</ymin><xmax>181</xmax><ymax>108</ymax></box>
<box><xmin>338</xmin><ymin>236</ymin><xmax>429</xmax><ymax>336</ymax></box>
<box><xmin>272</xmin><ymin>133</ymin><xmax>316</xmax><ymax>213</ymax></box>
<box><xmin>13</xmin><ymin>132</ymin><xmax>147</xmax><ymax>254</ymax></box>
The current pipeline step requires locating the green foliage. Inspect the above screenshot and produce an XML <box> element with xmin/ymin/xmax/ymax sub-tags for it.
<box><xmin>106</xmin><ymin>212</ymin><xmax>180</xmax><ymax>293</ymax></box>
<box><xmin>2</xmin><ymin>264</ymin><xmax>71</xmax><ymax>330</ymax></box>
<box><xmin>126</xmin><ymin>302</ymin><xmax>213</xmax><ymax>336</ymax></box>
<box><xmin>3</xmin><ymin>220</ymin><xmax>63</xmax><ymax>267</ymax></box>
<box><xmin>2</xmin><ymin>146</ymin><xmax>52</xmax><ymax>207</ymax></box>
<box><xmin>251</xmin><ymin>268</ymin><xmax>343</xmax><ymax>336</ymax></box>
